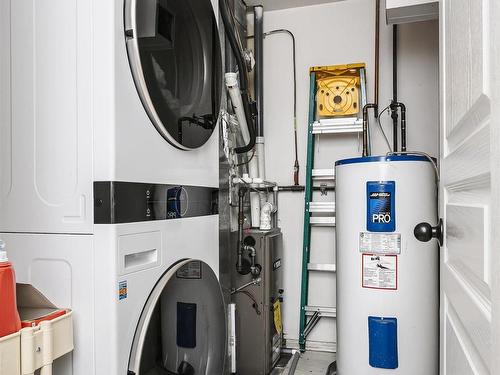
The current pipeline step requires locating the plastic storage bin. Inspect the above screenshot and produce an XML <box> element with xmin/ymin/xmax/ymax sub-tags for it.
<box><xmin>0</xmin><ymin>284</ymin><xmax>74</xmax><ymax>375</ymax></box>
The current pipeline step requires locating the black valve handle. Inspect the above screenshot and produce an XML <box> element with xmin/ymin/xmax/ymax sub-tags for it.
<box><xmin>414</xmin><ymin>219</ymin><xmax>443</xmax><ymax>246</ymax></box>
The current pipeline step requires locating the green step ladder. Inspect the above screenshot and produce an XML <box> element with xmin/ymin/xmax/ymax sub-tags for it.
<box><xmin>299</xmin><ymin>64</ymin><xmax>367</xmax><ymax>351</ymax></box>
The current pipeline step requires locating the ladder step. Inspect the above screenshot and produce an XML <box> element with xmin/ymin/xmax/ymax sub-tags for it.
<box><xmin>305</xmin><ymin>305</ymin><xmax>337</xmax><ymax>318</ymax></box>
<box><xmin>308</xmin><ymin>263</ymin><xmax>336</xmax><ymax>272</ymax></box>
<box><xmin>310</xmin><ymin>216</ymin><xmax>336</xmax><ymax>226</ymax></box>
<box><xmin>312</xmin><ymin>168</ymin><xmax>335</xmax><ymax>181</ymax></box>
<box><xmin>312</xmin><ymin>119</ymin><xmax>363</xmax><ymax>135</ymax></box>
<box><xmin>308</xmin><ymin>202</ymin><xmax>335</xmax><ymax>213</ymax></box>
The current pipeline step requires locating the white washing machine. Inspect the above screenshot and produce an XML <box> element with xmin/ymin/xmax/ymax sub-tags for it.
<box><xmin>0</xmin><ymin>0</ymin><xmax>222</xmax><ymax>234</ymax></box>
<box><xmin>2</xmin><ymin>215</ymin><xmax>226</xmax><ymax>375</ymax></box>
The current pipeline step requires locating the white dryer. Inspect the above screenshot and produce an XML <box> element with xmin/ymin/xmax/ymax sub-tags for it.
<box><xmin>0</xmin><ymin>0</ymin><xmax>222</xmax><ymax>234</ymax></box>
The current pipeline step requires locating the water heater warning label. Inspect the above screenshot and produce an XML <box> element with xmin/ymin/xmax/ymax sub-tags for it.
<box><xmin>359</xmin><ymin>232</ymin><xmax>401</xmax><ymax>254</ymax></box>
<box><xmin>362</xmin><ymin>254</ymin><xmax>397</xmax><ymax>290</ymax></box>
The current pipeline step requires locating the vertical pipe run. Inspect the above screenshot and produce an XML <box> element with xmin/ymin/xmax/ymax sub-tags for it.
<box><xmin>374</xmin><ymin>0</ymin><xmax>380</xmax><ymax>117</ymax></box>
<box><xmin>225</xmin><ymin>74</ymin><xmax>261</xmax><ymax>227</ymax></box>
<box><xmin>254</xmin><ymin>6</ymin><xmax>264</xmax><ymax>137</ymax></box>
<box><xmin>399</xmin><ymin>102</ymin><xmax>407</xmax><ymax>151</ymax></box>
<box><xmin>263</xmin><ymin>29</ymin><xmax>299</xmax><ymax>185</ymax></box>
<box><xmin>391</xmin><ymin>25</ymin><xmax>399</xmax><ymax>152</ymax></box>
<box><xmin>236</xmin><ymin>187</ymin><xmax>247</xmax><ymax>274</ymax></box>
<box><xmin>363</xmin><ymin>104</ymin><xmax>377</xmax><ymax>157</ymax></box>
<box><xmin>253</xmin><ymin>7</ymin><xmax>266</xmax><ymax>228</ymax></box>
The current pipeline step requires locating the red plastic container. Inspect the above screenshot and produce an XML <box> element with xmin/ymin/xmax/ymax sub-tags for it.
<box><xmin>0</xmin><ymin>241</ymin><xmax>21</xmax><ymax>338</ymax></box>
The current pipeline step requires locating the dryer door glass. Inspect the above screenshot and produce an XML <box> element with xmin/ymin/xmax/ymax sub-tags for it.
<box><xmin>128</xmin><ymin>260</ymin><xmax>226</xmax><ymax>375</ymax></box>
<box><xmin>125</xmin><ymin>0</ymin><xmax>222</xmax><ymax>150</ymax></box>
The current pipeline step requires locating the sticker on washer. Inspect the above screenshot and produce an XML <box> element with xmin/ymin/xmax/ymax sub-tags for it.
<box><xmin>362</xmin><ymin>254</ymin><xmax>397</xmax><ymax>290</ymax></box>
<box><xmin>118</xmin><ymin>281</ymin><xmax>127</xmax><ymax>300</ymax></box>
<box><xmin>176</xmin><ymin>261</ymin><xmax>202</xmax><ymax>279</ymax></box>
<box><xmin>359</xmin><ymin>232</ymin><xmax>401</xmax><ymax>254</ymax></box>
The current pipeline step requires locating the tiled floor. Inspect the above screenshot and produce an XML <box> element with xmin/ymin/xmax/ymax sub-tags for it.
<box><xmin>271</xmin><ymin>351</ymin><xmax>336</xmax><ymax>375</ymax></box>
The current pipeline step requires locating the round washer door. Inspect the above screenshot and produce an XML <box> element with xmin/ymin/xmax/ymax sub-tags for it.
<box><xmin>128</xmin><ymin>260</ymin><xmax>226</xmax><ymax>375</ymax></box>
<box><xmin>125</xmin><ymin>0</ymin><xmax>222</xmax><ymax>150</ymax></box>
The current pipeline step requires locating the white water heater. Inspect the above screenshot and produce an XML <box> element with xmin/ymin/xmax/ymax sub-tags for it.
<box><xmin>335</xmin><ymin>155</ymin><xmax>439</xmax><ymax>375</ymax></box>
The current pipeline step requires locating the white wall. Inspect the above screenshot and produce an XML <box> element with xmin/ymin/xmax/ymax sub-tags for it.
<box><xmin>260</xmin><ymin>0</ymin><xmax>439</xmax><ymax>349</ymax></box>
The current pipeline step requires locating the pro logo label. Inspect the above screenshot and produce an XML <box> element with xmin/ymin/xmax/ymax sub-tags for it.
<box><xmin>367</xmin><ymin>181</ymin><xmax>396</xmax><ymax>232</ymax></box>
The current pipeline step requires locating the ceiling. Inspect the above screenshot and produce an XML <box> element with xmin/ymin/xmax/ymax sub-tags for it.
<box><xmin>244</xmin><ymin>0</ymin><xmax>346</xmax><ymax>11</ymax></box>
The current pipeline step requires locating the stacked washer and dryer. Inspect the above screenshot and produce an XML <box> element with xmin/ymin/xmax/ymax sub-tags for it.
<box><xmin>0</xmin><ymin>0</ymin><xmax>228</xmax><ymax>374</ymax></box>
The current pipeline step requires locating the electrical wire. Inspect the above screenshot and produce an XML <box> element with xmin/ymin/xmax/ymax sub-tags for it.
<box><xmin>376</xmin><ymin>105</ymin><xmax>394</xmax><ymax>152</ymax></box>
<box><xmin>386</xmin><ymin>151</ymin><xmax>440</xmax><ymax>182</ymax></box>
<box><xmin>235</xmin><ymin>149</ymin><xmax>256</xmax><ymax>167</ymax></box>
<box><xmin>228</xmin><ymin>1</ymin><xmax>245</xmax><ymax>63</ymax></box>
<box><xmin>263</xmin><ymin>29</ymin><xmax>299</xmax><ymax>185</ymax></box>
<box><xmin>231</xmin><ymin>290</ymin><xmax>261</xmax><ymax>315</ymax></box>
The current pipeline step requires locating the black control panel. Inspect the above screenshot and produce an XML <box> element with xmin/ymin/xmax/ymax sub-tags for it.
<box><xmin>94</xmin><ymin>182</ymin><xmax>218</xmax><ymax>224</ymax></box>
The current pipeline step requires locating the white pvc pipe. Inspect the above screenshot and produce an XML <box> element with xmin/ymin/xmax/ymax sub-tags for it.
<box><xmin>256</xmin><ymin>136</ymin><xmax>269</xmax><ymax>220</ymax></box>
<box><xmin>225</xmin><ymin>73</ymin><xmax>261</xmax><ymax>227</ymax></box>
<box><xmin>256</xmin><ymin>136</ymin><xmax>266</xmax><ymax>180</ymax></box>
<box><xmin>225</xmin><ymin>73</ymin><xmax>251</xmax><ymax>144</ymax></box>
<box><xmin>260</xmin><ymin>202</ymin><xmax>273</xmax><ymax>230</ymax></box>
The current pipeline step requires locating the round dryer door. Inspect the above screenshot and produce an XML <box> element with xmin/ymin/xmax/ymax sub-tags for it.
<box><xmin>125</xmin><ymin>0</ymin><xmax>222</xmax><ymax>150</ymax></box>
<box><xmin>128</xmin><ymin>260</ymin><xmax>226</xmax><ymax>375</ymax></box>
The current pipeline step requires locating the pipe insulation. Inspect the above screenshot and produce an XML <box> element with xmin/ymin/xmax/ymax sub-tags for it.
<box><xmin>256</xmin><ymin>136</ymin><xmax>266</xmax><ymax>180</ymax></box>
<box><xmin>225</xmin><ymin>73</ymin><xmax>261</xmax><ymax>227</ymax></box>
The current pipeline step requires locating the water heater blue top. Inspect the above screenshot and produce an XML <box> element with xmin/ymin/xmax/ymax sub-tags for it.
<box><xmin>335</xmin><ymin>155</ymin><xmax>432</xmax><ymax>166</ymax></box>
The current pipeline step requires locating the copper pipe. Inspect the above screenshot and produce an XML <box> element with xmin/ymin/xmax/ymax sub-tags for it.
<box><xmin>363</xmin><ymin>103</ymin><xmax>378</xmax><ymax>157</ymax></box>
<box><xmin>374</xmin><ymin>0</ymin><xmax>380</xmax><ymax>118</ymax></box>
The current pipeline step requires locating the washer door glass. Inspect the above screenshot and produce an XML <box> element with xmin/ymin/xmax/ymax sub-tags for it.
<box><xmin>125</xmin><ymin>0</ymin><xmax>222</xmax><ymax>150</ymax></box>
<box><xmin>128</xmin><ymin>260</ymin><xmax>226</xmax><ymax>375</ymax></box>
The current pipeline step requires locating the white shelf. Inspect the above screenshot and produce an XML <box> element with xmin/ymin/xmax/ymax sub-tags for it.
<box><xmin>304</xmin><ymin>306</ymin><xmax>337</xmax><ymax>318</ymax></box>
<box><xmin>312</xmin><ymin>168</ymin><xmax>335</xmax><ymax>181</ymax></box>
<box><xmin>312</xmin><ymin>118</ymin><xmax>363</xmax><ymax>135</ymax></box>
<box><xmin>310</xmin><ymin>216</ymin><xmax>336</xmax><ymax>227</ymax></box>
<box><xmin>308</xmin><ymin>263</ymin><xmax>336</xmax><ymax>272</ymax></box>
<box><xmin>308</xmin><ymin>202</ymin><xmax>335</xmax><ymax>213</ymax></box>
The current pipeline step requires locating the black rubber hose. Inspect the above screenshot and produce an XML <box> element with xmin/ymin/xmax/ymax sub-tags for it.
<box><xmin>398</xmin><ymin>102</ymin><xmax>407</xmax><ymax>151</ymax></box>
<box><xmin>219</xmin><ymin>0</ymin><xmax>256</xmax><ymax>154</ymax></box>
<box><xmin>236</xmin><ymin>187</ymin><xmax>246</xmax><ymax>274</ymax></box>
<box><xmin>232</xmin><ymin>290</ymin><xmax>261</xmax><ymax>315</ymax></box>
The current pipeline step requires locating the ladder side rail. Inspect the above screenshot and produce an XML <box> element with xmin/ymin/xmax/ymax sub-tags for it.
<box><xmin>298</xmin><ymin>72</ymin><xmax>318</xmax><ymax>350</ymax></box>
